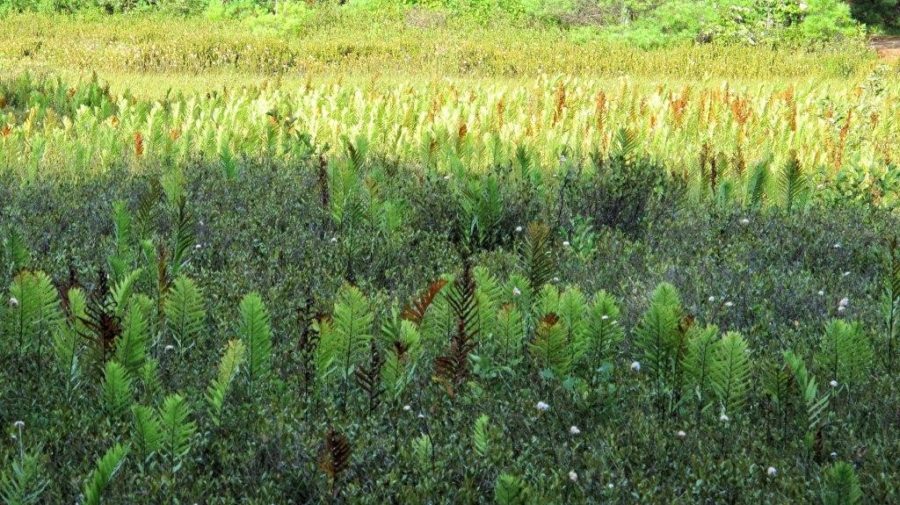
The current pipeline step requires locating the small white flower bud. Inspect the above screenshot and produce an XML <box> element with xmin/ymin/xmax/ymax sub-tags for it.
<box><xmin>562</xmin><ymin>241</ymin><xmax>570</xmax><ymax>247</ymax></box>
<box><xmin>676</xmin><ymin>430</ymin><xmax>686</xmax><ymax>438</ymax></box>
<box><xmin>740</xmin><ymin>218</ymin><xmax>750</xmax><ymax>225</ymax></box>
<box><xmin>515</xmin><ymin>226</ymin><xmax>523</xmax><ymax>232</ymax></box>
<box><xmin>829</xmin><ymin>380</ymin><xmax>838</xmax><ymax>388</ymax></box>
<box><xmin>817</xmin><ymin>290</ymin><xmax>824</xmax><ymax>296</ymax></box>
<box><xmin>719</xmin><ymin>413</ymin><xmax>730</xmax><ymax>423</ymax></box>
<box><xmin>767</xmin><ymin>466</ymin><xmax>777</xmax><ymax>477</ymax></box>
<box><xmin>13</xmin><ymin>420</ymin><xmax>24</xmax><ymax>430</ymax></box>
<box><xmin>630</xmin><ymin>361</ymin><xmax>641</xmax><ymax>372</ymax></box>
<box><xmin>708</xmin><ymin>296</ymin><xmax>716</xmax><ymax>302</ymax></box>
<box><xmin>536</xmin><ymin>401</ymin><xmax>550</xmax><ymax>411</ymax></box>
<box><xmin>568</xmin><ymin>470</ymin><xmax>578</xmax><ymax>482</ymax></box>
<box><xmin>403</xmin><ymin>405</ymin><xmax>411</xmax><ymax>412</ymax></box>
<box><xmin>512</xmin><ymin>287</ymin><xmax>522</xmax><ymax>297</ymax></box>
<box><xmin>724</xmin><ymin>301</ymin><xmax>734</xmax><ymax>308</ymax></box>
<box><xmin>838</xmin><ymin>297</ymin><xmax>849</xmax><ymax>307</ymax></box>
<box><xmin>569</xmin><ymin>425</ymin><xmax>581</xmax><ymax>435</ymax></box>
<box><xmin>8</xmin><ymin>297</ymin><xmax>18</xmax><ymax>308</ymax></box>
<box><xmin>164</xmin><ymin>344</ymin><xmax>175</xmax><ymax>352</ymax></box>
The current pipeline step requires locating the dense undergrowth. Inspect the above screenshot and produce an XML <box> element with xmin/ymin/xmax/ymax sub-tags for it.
<box><xmin>0</xmin><ymin>143</ymin><xmax>898</xmax><ymax>503</ymax></box>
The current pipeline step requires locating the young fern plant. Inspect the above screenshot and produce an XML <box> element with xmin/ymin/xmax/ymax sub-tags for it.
<box><xmin>131</xmin><ymin>405</ymin><xmax>163</xmax><ymax>465</ymax></box>
<box><xmin>634</xmin><ymin>283</ymin><xmax>683</xmax><ymax>405</ymax></box>
<box><xmin>821</xmin><ymin>461</ymin><xmax>863</xmax><ymax>505</ymax></box>
<box><xmin>784</xmin><ymin>351</ymin><xmax>830</xmax><ymax>455</ymax></box>
<box><xmin>206</xmin><ymin>339</ymin><xmax>246</xmax><ymax>428</ymax></box>
<box><xmin>0</xmin><ymin>447</ymin><xmax>48</xmax><ymax>505</ymax></box>
<box><xmin>4</xmin><ymin>270</ymin><xmax>62</xmax><ymax>355</ymax></box>
<box><xmin>238</xmin><ymin>292</ymin><xmax>273</xmax><ymax>393</ymax></box>
<box><xmin>315</xmin><ymin>284</ymin><xmax>373</xmax><ymax>387</ymax></box>
<box><xmin>586</xmin><ymin>290</ymin><xmax>624</xmax><ymax>364</ymax></box>
<box><xmin>114</xmin><ymin>298</ymin><xmax>150</xmax><ymax>378</ymax></box>
<box><xmin>494</xmin><ymin>473</ymin><xmax>530</xmax><ymax>505</ymax></box>
<box><xmin>102</xmin><ymin>361</ymin><xmax>134</xmax><ymax>421</ymax></box>
<box><xmin>710</xmin><ymin>331</ymin><xmax>752</xmax><ymax>419</ymax></box>
<box><xmin>164</xmin><ymin>275</ymin><xmax>205</xmax><ymax>351</ymax></box>
<box><xmin>779</xmin><ymin>153</ymin><xmax>808</xmax><ymax>213</ymax></box>
<box><xmin>81</xmin><ymin>443</ymin><xmax>129</xmax><ymax>505</ymax></box>
<box><xmin>529</xmin><ymin>313</ymin><xmax>572</xmax><ymax>378</ymax></box>
<box><xmin>682</xmin><ymin>325</ymin><xmax>719</xmax><ymax>420</ymax></box>
<box><xmin>815</xmin><ymin>319</ymin><xmax>873</xmax><ymax>388</ymax></box>
<box><xmin>158</xmin><ymin>394</ymin><xmax>196</xmax><ymax>493</ymax></box>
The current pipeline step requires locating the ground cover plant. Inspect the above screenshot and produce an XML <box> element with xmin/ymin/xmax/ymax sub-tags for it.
<box><xmin>0</xmin><ymin>2</ymin><xmax>899</xmax><ymax>504</ymax></box>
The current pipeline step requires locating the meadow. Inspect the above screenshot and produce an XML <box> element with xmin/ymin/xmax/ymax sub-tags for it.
<box><xmin>0</xmin><ymin>2</ymin><xmax>899</xmax><ymax>504</ymax></box>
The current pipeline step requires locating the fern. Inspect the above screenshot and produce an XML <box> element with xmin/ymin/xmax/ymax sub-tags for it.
<box><xmin>815</xmin><ymin>319</ymin><xmax>873</xmax><ymax>387</ymax></box>
<box><xmin>354</xmin><ymin>340</ymin><xmax>384</xmax><ymax>413</ymax></box>
<box><xmin>82</xmin><ymin>443</ymin><xmax>128</xmax><ymax>505</ymax></box>
<box><xmin>5</xmin><ymin>270</ymin><xmax>62</xmax><ymax>354</ymax></box>
<box><xmin>170</xmin><ymin>199</ymin><xmax>195</xmax><ymax>277</ymax></box>
<box><xmin>2</xmin><ymin>229</ymin><xmax>30</xmax><ymax>277</ymax></box>
<box><xmin>612</xmin><ymin>128</ymin><xmax>639</xmax><ymax>162</ymax></box>
<box><xmin>882</xmin><ymin>236</ymin><xmax>899</xmax><ymax>371</ymax></box>
<box><xmin>822</xmin><ymin>462</ymin><xmax>862</xmax><ymax>505</ymax></box>
<box><xmin>52</xmin><ymin>323</ymin><xmax>81</xmax><ymax>394</ymax></box>
<box><xmin>319</xmin><ymin>428</ymin><xmax>352</xmax><ymax>499</ymax></box>
<box><xmin>434</xmin><ymin>263</ymin><xmax>479</xmax><ymax>397</ymax></box>
<box><xmin>164</xmin><ymin>275</ymin><xmax>206</xmax><ymax>349</ymax></box>
<box><xmin>381</xmin><ymin>319</ymin><xmax>421</xmax><ymax>399</ymax></box>
<box><xmin>784</xmin><ymin>351</ymin><xmax>830</xmax><ymax>452</ymax></box>
<box><xmin>494</xmin><ymin>473</ymin><xmax>529</xmax><ymax>505</ymax></box>
<box><xmin>206</xmin><ymin>339</ymin><xmax>245</xmax><ymax>427</ymax></box>
<box><xmin>494</xmin><ymin>303</ymin><xmax>525</xmax><ymax>362</ymax></box>
<box><xmin>0</xmin><ymin>449</ymin><xmax>48</xmax><ymax>505</ymax></box>
<box><xmin>110</xmin><ymin>269</ymin><xmax>143</xmax><ymax>316</ymax></box>
<box><xmin>710</xmin><ymin>331</ymin><xmax>752</xmax><ymax>417</ymax></box>
<box><xmin>779</xmin><ymin>153</ymin><xmax>808</xmax><ymax>212</ymax></box>
<box><xmin>587</xmin><ymin>290</ymin><xmax>624</xmax><ymax>363</ymax></box>
<box><xmin>158</xmin><ymin>394</ymin><xmax>196</xmax><ymax>474</ymax></box>
<box><xmin>529</xmin><ymin>313</ymin><xmax>572</xmax><ymax>377</ymax></box>
<box><xmin>522</xmin><ymin>222</ymin><xmax>555</xmax><ymax>294</ymax></box>
<box><xmin>316</xmin><ymin>284</ymin><xmax>373</xmax><ymax>384</ymax></box>
<box><xmin>401</xmin><ymin>279</ymin><xmax>448</xmax><ymax>325</ymax></box>
<box><xmin>746</xmin><ymin>159</ymin><xmax>770</xmax><ymax>209</ymax></box>
<box><xmin>472</xmin><ymin>414</ymin><xmax>493</xmax><ymax>458</ymax></box>
<box><xmin>114</xmin><ymin>301</ymin><xmax>149</xmax><ymax>377</ymax></box>
<box><xmin>634</xmin><ymin>283</ymin><xmax>682</xmax><ymax>389</ymax></box>
<box><xmin>131</xmin><ymin>405</ymin><xmax>162</xmax><ymax>463</ymax></box>
<box><xmin>682</xmin><ymin>325</ymin><xmax>719</xmax><ymax>418</ymax></box>
<box><xmin>558</xmin><ymin>287</ymin><xmax>589</xmax><ymax>364</ymax></box>
<box><xmin>102</xmin><ymin>361</ymin><xmax>133</xmax><ymax>419</ymax></box>
<box><xmin>238</xmin><ymin>292</ymin><xmax>273</xmax><ymax>391</ymax></box>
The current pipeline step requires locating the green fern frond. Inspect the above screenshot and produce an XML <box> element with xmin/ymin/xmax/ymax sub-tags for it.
<box><xmin>110</xmin><ymin>269</ymin><xmax>143</xmax><ymax>316</ymax></box>
<box><xmin>746</xmin><ymin>159</ymin><xmax>770</xmax><ymax>209</ymax></box>
<box><xmin>494</xmin><ymin>473</ymin><xmax>529</xmax><ymax>505</ymax></box>
<box><xmin>472</xmin><ymin>414</ymin><xmax>492</xmax><ymax>458</ymax></box>
<box><xmin>238</xmin><ymin>292</ymin><xmax>273</xmax><ymax>390</ymax></box>
<box><xmin>529</xmin><ymin>314</ymin><xmax>571</xmax><ymax>377</ymax></box>
<box><xmin>170</xmin><ymin>199</ymin><xmax>196</xmax><ymax>276</ymax></box>
<box><xmin>635</xmin><ymin>283</ymin><xmax>682</xmax><ymax>386</ymax></box>
<box><xmin>815</xmin><ymin>319</ymin><xmax>873</xmax><ymax>387</ymax></box>
<box><xmin>587</xmin><ymin>290</ymin><xmax>624</xmax><ymax>363</ymax></box>
<box><xmin>2</xmin><ymin>229</ymin><xmax>31</xmax><ymax>276</ymax></box>
<box><xmin>0</xmin><ymin>448</ymin><xmax>48</xmax><ymax>505</ymax></box>
<box><xmin>682</xmin><ymin>324</ymin><xmax>719</xmax><ymax>416</ymax></box>
<box><xmin>779</xmin><ymin>153</ymin><xmax>808</xmax><ymax>212</ymax></box>
<box><xmin>164</xmin><ymin>275</ymin><xmax>206</xmax><ymax>349</ymax></box>
<box><xmin>158</xmin><ymin>394</ymin><xmax>196</xmax><ymax>473</ymax></box>
<box><xmin>114</xmin><ymin>302</ymin><xmax>149</xmax><ymax>377</ymax></box>
<box><xmin>131</xmin><ymin>405</ymin><xmax>162</xmax><ymax>462</ymax></box>
<box><xmin>522</xmin><ymin>222</ymin><xmax>555</xmax><ymax>294</ymax></box>
<box><xmin>5</xmin><ymin>270</ymin><xmax>62</xmax><ymax>354</ymax></box>
<box><xmin>82</xmin><ymin>443</ymin><xmax>128</xmax><ymax>505</ymax></box>
<box><xmin>822</xmin><ymin>461</ymin><xmax>862</xmax><ymax>505</ymax></box>
<box><xmin>612</xmin><ymin>128</ymin><xmax>639</xmax><ymax>162</ymax></box>
<box><xmin>710</xmin><ymin>331</ymin><xmax>752</xmax><ymax>416</ymax></box>
<box><xmin>558</xmin><ymin>287</ymin><xmax>589</xmax><ymax>363</ymax></box>
<box><xmin>316</xmin><ymin>284</ymin><xmax>373</xmax><ymax>384</ymax></box>
<box><xmin>102</xmin><ymin>361</ymin><xmax>133</xmax><ymax>419</ymax></box>
<box><xmin>494</xmin><ymin>304</ymin><xmax>525</xmax><ymax>363</ymax></box>
<box><xmin>206</xmin><ymin>339</ymin><xmax>246</xmax><ymax>427</ymax></box>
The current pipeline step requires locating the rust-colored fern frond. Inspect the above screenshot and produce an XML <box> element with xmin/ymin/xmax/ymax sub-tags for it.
<box><xmin>319</xmin><ymin>428</ymin><xmax>352</xmax><ymax>498</ymax></box>
<box><xmin>78</xmin><ymin>268</ymin><xmax>122</xmax><ymax>364</ymax></box>
<box><xmin>134</xmin><ymin>131</ymin><xmax>144</xmax><ymax>157</ymax></box>
<box><xmin>402</xmin><ymin>279</ymin><xmax>448</xmax><ymax>325</ymax></box>
<box><xmin>434</xmin><ymin>263</ymin><xmax>478</xmax><ymax>397</ymax></box>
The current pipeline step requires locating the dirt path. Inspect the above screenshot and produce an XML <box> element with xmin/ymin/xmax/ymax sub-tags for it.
<box><xmin>870</xmin><ymin>36</ymin><xmax>900</xmax><ymax>61</ymax></box>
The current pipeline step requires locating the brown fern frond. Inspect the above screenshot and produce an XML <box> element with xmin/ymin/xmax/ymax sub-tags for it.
<box><xmin>78</xmin><ymin>269</ymin><xmax>122</xmax><ymax>364</ymax></box>
<box><xmin>402</xmin><ymin>279</ymin><xmax>448</xmax><ymax>325</ymax></box>
<box><xmin>434</xmin><ymin>263</ymin><xmax>478</xmax><ymax>397</ymax></box>
<box><xmin>134</xmin><ymin>131</ymin><xmax>144</xmax><ymax>157</ymax></box>
<box><xmin>319</xmin><ymin>428</ymin><xmax>352</xmax><ymax>498</ymax></box>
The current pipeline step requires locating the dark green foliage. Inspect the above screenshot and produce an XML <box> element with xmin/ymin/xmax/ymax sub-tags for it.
<box><xmin>822</xmin><ymin>461</ymin><xmax>863</xmax><ymax>505</ymax></box>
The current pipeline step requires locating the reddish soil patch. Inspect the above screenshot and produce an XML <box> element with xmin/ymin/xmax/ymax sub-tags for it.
<box><xmin>870</xmin><ymin>36</ymin><xmax>900</xmax><ymax>61</ymax></box>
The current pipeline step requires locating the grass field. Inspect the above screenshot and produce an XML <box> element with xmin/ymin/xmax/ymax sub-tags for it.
<box><xmin>0</xmin><ymin>5</ymin><xmax>899</xmax><ymax>505</ymax></box>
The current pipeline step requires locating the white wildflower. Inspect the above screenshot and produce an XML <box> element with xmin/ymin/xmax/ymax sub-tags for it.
<box><xmin>562</xmin><ymin>241</ymin><xmax>570</xmax><ymax>247</ymax></box>
<box><xmin>164</xmin><ymin>344</ymin><xmax>175</xmax><ymax>352</ymax></box>
<box><xmin>829</xmin><ymin>380</ymin><xmax>838</xmax><ymax>388</ymax></box>
<box><xmin>512</xmin><ymin>287</ymin><xmax>522</xmax><ymax>297</ymax></box>
<box><xmin>818</xmin><ymin>290</ymin><xmax>825</xmax><ymax>296</ymax></box>
<box><xmin>417</xmin><ymin>413</ymin><xmax>425</xmax><ymax>419</ymax></box>
<box><xmin>568</xmin><ymin>470</ymin><xmax>578</xmax><ymax>482</ymax></box>
<box><xmin>536</xmin><ymin>401</ymin><xmax>550</xmax><ymax>411</ymax></box>
<box><xmin>834</xmin><ymin>243</ymin><xmax>842</xmax><ymax>249</ymax></box>
<box><xmin>830</xmin><ymin>452</ymin><xmax>838</xmax><ymax>459</ymax></box>
<box><xmin>842</xmin><ymin>271</ymin><xmax>850</xmax><ymax>277</ymax></box>
<box><xmin>601</xmin><ymin>315</ymin><xmax>609</xmax><ymax>320</ymax></box>
<box><xmin>552</xmin><ymin>276</ymin><xmax>560</xmax><ymax>283</ymax></box>
<box><xmin>719</xmin><ymin>413</ymin><xmax>730</xmax><ymax>423</ymax></box>
<box><xmin>607</xmin><ymin>483</ymin><xmax>614</xmax><ymax>489</ymax></box>
<box><xmin>330</xmin><ymin>237</ymin><xmax>338</xmax><ymax>243</ymax></box>
<box><xmin>630</xmin><ymin>361</ymin><xmax>641</xmax><ymax>372</ymax></box>
<box><xmin>838</xmin><ymin>297</ymin><xmax>849</xmax><ymax>308</ymax></box>
<box><xmin>195</xmin><ymin>243</ymin><xmax>202</xmax><ymax>250</ymax></box>
<box><xmin>724</xmin><ymin>301</ymin><xmax>734</xmax><ymax>308</ymax></box>
<box><xmin>740</xmin><ymin>218</ymin><xmax>750</xmax><ymax>225</ymax></box>
<box><xmin>403</xmin><ymin>405</ymin><xmax>411</xmax><ymax>412</ymax></box>
<box><xmin>837</xmin><ymin>306</ymin><xmax>846</xmax><ymax>313</ymax></box>
<box><xmin>708</xmin><ymin>296</ymin><xmax>716</xmax><ymax>302</ymax></box>
<box><xmin>676</xmin><ymin>430</ymin><xmax>686</xmax><ymax>438</ymax></box>
<box><xmin>8</xmin><ymin>297</ymin><xmax>18</xmax><ymax>308</ymax></box>
<box><xmin>13</xmin><ymin>421</ymin><xmax>24</xmax><ymax>430</ymax></box>
<box><xmin>767</xmin><ymin>466</ymin><xmax>777</xmax><ymax>477</ymax></box>
<box><xmin>443</xmin><ymin>174</ymin><xmax>451</xmax><ymax>180</ymax></box>
<box><xmin>569</xmin><ymin>425</ymin><xmax>581</xmax><ymax>435</ymax></box>
<box><xmin>515</xmin><ymin>226</ymin><xmax>523</xmax><ymax>232</ymax></box>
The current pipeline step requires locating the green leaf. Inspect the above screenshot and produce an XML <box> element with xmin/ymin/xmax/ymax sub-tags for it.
<box><xmin>82</xmin><ymin>443</ymin><xmax>129</xmax><ymax>505</ymax></box>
